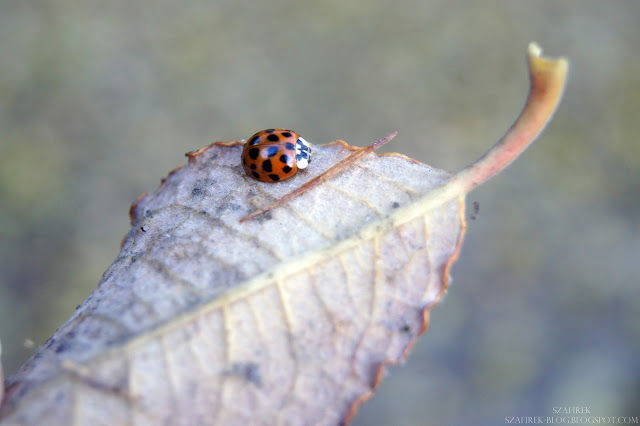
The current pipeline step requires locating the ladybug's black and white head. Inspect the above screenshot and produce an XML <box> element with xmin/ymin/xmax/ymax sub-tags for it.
<box><xmin>295</xmin><ymin>137</ymin><xmax>312</xmax><ymax>169</ymax></box>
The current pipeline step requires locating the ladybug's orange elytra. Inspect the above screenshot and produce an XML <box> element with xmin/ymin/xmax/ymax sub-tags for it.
<box><xmin>241</xmin><ymin>129</ymin><xmax>311</xmax><ymax>182</ymax></box>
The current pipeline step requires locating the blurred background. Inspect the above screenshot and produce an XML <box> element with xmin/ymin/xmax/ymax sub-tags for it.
<box><xmin>1</xmin><ymin>1</ymin><xmax>638</xmax><ymax>424</ymax></box>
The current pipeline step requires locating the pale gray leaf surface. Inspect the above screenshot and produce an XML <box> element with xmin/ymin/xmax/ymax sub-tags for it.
<box><xmin>1</xmin><ymin>141</ymin><xmax>464</xmax><ymax>426</ymax></box>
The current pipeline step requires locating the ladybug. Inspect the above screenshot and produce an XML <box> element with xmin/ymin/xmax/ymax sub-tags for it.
<box><xmin>241</xmin><ymin>129</ymin><xmax>312</xmax><ymax>182</ymax></box>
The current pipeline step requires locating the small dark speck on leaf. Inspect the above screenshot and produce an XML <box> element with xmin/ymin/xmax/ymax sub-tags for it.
<box><xmin>471</xmin><ymin>201</ymin><xmax>480</xmax><ymax>220</ymax></box>
<box><xmin>55</xmin><ymin>340</ymin><xmax>72</xmax><ymax>354</ymax></box>
<box><xmin>75</xmin><ymin>305</ymin><xmax>81</xmax><ymax>310</ymax></box>
<box><xmin>192</xmin><ymin>187</ymin><xmax>202</xmax><ymax>196</ymax></box>
<box><xmin>105</xmin><ymin>333</ymin><xmax>135</xmax><ymax>347</ymax></box>
<box><xmin>400</xmin><ymin>324</ymin><xmax>411</xmax><ymax>333</ymax></box>
<box><xmin>184</xmin><ymin>292</ymin><xmax>202</xmax><ymax>307</ymax></box>
<box><xmin>140</xmin><ymin>226</ymin><xmax>146</xmax><ymax>232</ymax></box>
<box><xmin>228</xmin><ymin>362</ymin><xmax>262</xmax><ymax>386</ymax></box>
<box><xmin>392</xmin><ymin>202</ymin><xmax>400</xmax><ymax>208</ymax></box>
<box><xmin>245</xmin><ymin>207</ymin><xmax>273</xmax><ymax>223</ymax></box>
<box><xmin>200</xmin><ymin>210</ymin><xmax>209</xmax><ymax>215</ymax></box>
<box><xmin>144</xmin><ymin>210</ymin><xmax>154</xmax><ymax>218</ymax></box>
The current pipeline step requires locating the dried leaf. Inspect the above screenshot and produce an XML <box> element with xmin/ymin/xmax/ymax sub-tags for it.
<box><xmin>0</xmin><ymin>43</ymin><xmax>568</xmax><ymax>425</ymax></box>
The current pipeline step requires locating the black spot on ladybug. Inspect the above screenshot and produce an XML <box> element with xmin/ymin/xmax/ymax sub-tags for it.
<box><xmin>265</xmin><ymin>129</ymin><xmax>275</xmax><ymax>133</ymax></box>
<box><xmin>250</xmin><ymin>164</ymin><xmax>257</xmax><ymax>170</ymax></box>
<box><xmin>242</xmin><ymin>158</ymin><xmax>246</xmax><ymax>165</ymax></box>
<box><xmin>269</xmin><ymin>174</ymin><xmax>280</xmax><ymax>181</ymax></box>
<box><xmin>282</xmin><ymin>166</ymin><xmax>292</xmax><ymax>174</ymax></box>
<box><xmin>266</xmin><ymin>146</ymin><xmax>279</xmax><ymax>157</ymax></box>
<box><xmin>280</xmin><ymin>154</ymin><xmax>290</xmax><ymax>164</ymax></box>
<box><xmin>267</xmin><ymin>134</ymin><xmax>279</xmax><ymax>142</ymax></box>
<box><xmin>249</xmin><ymin>136</ymin><xmax>260</xmax><ymax>145</ymax></box>
<box><xmin>285</xmin><ymin>142</ymin><xmax>295</xmax><ymax>150</ymax></box>
<box><xmin>281</xmin><ymin>132</ymin><xmax>292</xmax><ymax>138</ymax></box>
<box><xmin>262</xmin><ymin>159</ymin><xmax>273</xmax><ymax>172</ymax></box>
<box><xmin>251</xmin><ymin>171</ymin><xmax>260</xmax><ymax>179</ymax></box>
<box><xmin>248</xmin><ymin>148</ymin><xmax>260</xmax><ymax>160</ymax></box>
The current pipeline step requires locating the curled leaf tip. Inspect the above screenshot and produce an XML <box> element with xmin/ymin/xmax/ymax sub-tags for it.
<box><xmin>527</xmin><ymin>42</ymin><xmax>569</xmax><ymax>79</ymax></box>
<box><xmin>528</xmin><ymin>41</ymin><xmax>542</xmax><ymax>57</ymax></box>
<box><xmin>454</xmin><ymin>43</ymin><xmax>569</xmax><ymax>191</ymax></box>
